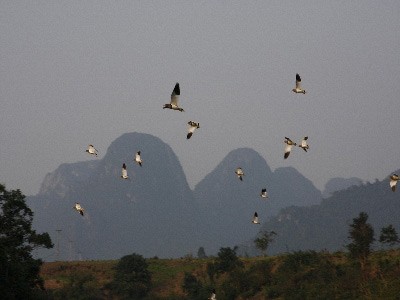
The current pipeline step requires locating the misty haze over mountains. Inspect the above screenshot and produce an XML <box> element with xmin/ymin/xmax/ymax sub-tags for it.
<box><xmin>27</xmin><ymin>133</ymin><xmax>399</xmax><ymax>260</ymax></box>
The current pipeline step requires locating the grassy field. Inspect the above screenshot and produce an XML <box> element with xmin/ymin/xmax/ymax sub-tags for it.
<box><xmin>40</xmin><ymin>249</ymin><xmax>400</xmax><ymax>299</ymax></box>
<box><xmin>41</xmin><ymin>257</ymin><xmax>212</xmax><ymax>299</ymax></box>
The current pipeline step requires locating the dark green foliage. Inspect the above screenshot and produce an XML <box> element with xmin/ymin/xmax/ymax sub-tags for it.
<box><xmin>108</xmin><ymin>253</ymin><xmax>151</xmax><ymax>299</ymax></box>
<box><xmin>214</xmin><ymin>247</ymin><xmax>243</xmax><ymax>273</ymax></box>
<box><xmin>379</xmin><ymin>224</ymin><xmax>399</xmax><ymax>247</ymax></box>
<box><xmin>182</xmin><ymin>272</ymin><xmax>201</xmax><ymax>298</ymax></box>
<box><xmin>207</xmin><ymin>247</ymin><xmax>244</xmax><ymax>281</ymax></box>
<box><xmin>266</xmin><ymin>251</ymin><xmax>358</xmax><ymax>299</ymax></box>
<box><xmin>181</xmin><ymin>272</ymin><xmax>211</xmax><ymax>300</ymax></box>
<box><xmin>254</xmin><ymin>230</ymin><xmax>276</xmax><ymax>256</ymax></box>
<box><xmin>206</xmin><ymin>261</ymin><xmax>217</xmax><ymax>282</ymax></box>
<box><xmin>346</xmin><ymin>212</ymin><xmax>375</xmax><ymax>266</ymax></box>
<box><xmin>218</xmin><ymin>260</ymin><xmax>273</xmax><ymax>300</ymax></box>
<box><xmin>0</xmin><ymin>184</ymin><xmax>53</xmax><ymax>299</ymax></box>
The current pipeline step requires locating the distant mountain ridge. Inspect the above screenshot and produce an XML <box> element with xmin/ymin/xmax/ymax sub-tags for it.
<box><xmin>29</xmin><ymin>132</ymin><xmax>201</xmax><ymax>260</ymax></box>
<box><xmin>194</xmin><ymin>147</ymin><xmax>322</xmax><ymax>254</ymax></box>
<box><xmin>38</xmin><ymin>160</ymin><xmax>99</xmax><ymax>198</ymax></box>
<box><xmin>322</xmin><ymin>177</ymin><xmax>363</xmax><ymax>198</ymax></box>
<box><xmin>238</xmin><ymin>175</ymin><xmax>400</xmax><ymax>256</ymax></box>
<box><xmin>30</xmin><ymin>132</ymin><xmax>381</xmax><ymax>260</ymax></box>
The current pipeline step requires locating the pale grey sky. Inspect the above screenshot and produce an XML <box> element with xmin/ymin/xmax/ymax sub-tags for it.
<box><xmin>1</xmin><ymin>1</ymin><xmax>400</xmax><ymax>196</ymax></box>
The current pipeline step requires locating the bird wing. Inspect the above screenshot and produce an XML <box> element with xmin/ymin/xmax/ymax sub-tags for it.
<box><xmin>122</xmin><ymin>165</ymin><xmax>128</xmax><ymax>177</ymax></box>
<box><xmin>253</xmin><ymin>213</ymin><xmax>259</xmax><ymax>223</ymax></box>
<box><xmin>284</xmin><ymin>144</ymin><xmax>293</xmax><ymax>158</ymax></box>
<box><xmin>285</xmin><ymin>137</ymin><xmax>295</xmax><ymax>144</ymax></box>
<box><xmin>295</xmin><ymin>73</ymin><xmax>302</xmax><ymax>89</ymax></box>
<box><xmin>170</xmin><ymin>83</ymin><xmax>180</xmax><ymax>106</ymax></box>
<box><xmin>390</xmin><ymin>179</ymin><xmax>397</xmax><ymax>191</ymax></box>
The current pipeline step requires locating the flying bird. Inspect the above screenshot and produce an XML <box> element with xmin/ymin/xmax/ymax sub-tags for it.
<box><xmin>86</xmin><ymin>144</ymin><xmax>98</xmax><ymax>156</ymax></box>
<box><xmin>73</xmin><ymin>202</ymin><xmax>84</xmax><ymax>216</ymax></box>
<box><xmin>284</xmin><ymin>137</ymin><xmax>297</xmax><ymax>159</ymax></box>
<box><xmin>292</xmin><ymin>73</ymin><xmax>306</xmax><ymax>94</ymax></box>
<box><xmin>209</xmin><ymin>289</ymin><xmax>217</xmax><ymax>300</ymax></box>
<box><xmin>298</xmin><ymin>136</ymin><xmax>309</xmax><ymax>152</ymax></box>
<box><xmin>163</xmin><ymin>83</ymin><xmax>184</xmax><ymax>112</ymax></box>
<box><xmin>390</xmin><ymin>174</ymin><xmax>399</xmax><ymax>192</ymax></box>
<box><xmin>252</xmin><ymin>212</ymin><xmax>260</xmax><ymax>224</ymax></box>
<box><xmin>235</xmin><ymin>167</ymin><xmax>244</xmax><ymax>181</ymax></box>
<box><xmin>260</xmin><ymin>188</ymin><xmax>268</xmax><ymax>198</ymax></box>
<box><xmin>135</xmin><ymin>151</ymin><xmax>143</xmax><ymax>167</ymax></box>
<box><xmin>121</xmin><ymin>163</ymin><xmax>129</xmax><ymax>179</ymax></box>
<box><xmin>187</xmin><ymin>121</ymin><xmax>200</xmax><ymax>139</ymax></box>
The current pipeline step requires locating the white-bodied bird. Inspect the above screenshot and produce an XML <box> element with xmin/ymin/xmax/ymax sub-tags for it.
<box><xmin>121</xmin><ymin>163</ymin><xmax>129</xmax><ymax>179</ymax></box>
<box><xmin>86</xmin><ymin>144</ymin><xmax>98</xmax><ymax>156</ymax></box>
<box><xmin>252</xmin><ymin>212</ymin><xmax>260</xmax><ymax>224</ymax></box>
<box><xmin>73</xmin><ymin>202</ymin><xmax>84</xmax><ymax>216</ymax></box>
<box><xmin>163</xmin><ymin>83</ymin><xmax>184</xmax><ymax>112</ymax></box>
<box><xmin>390</xmin><ymin>174</ymin><xmax>399</xmax><ymax>192</ymax></box>
<box><xmin>209</xmin><ymin>289</ymin><xmax>217</xmax><ymax>300</ymax></box>
<box><xmin>298</xmin><ymin>136</ymin><xmax>309</xmax><ymax>152</ymax></box>
<box><xmin>235</xmin><ymin>167</ymin><xmax>244</xmax><ymax>181</ymax></box>
<box><xmin>135</xmin><ymin>151</ymin><xmax>143</xmax><ymax>167</ymax></box>
<box><xmin>260</xmin><ymin>188</ymin><xmax>268</xmax><ymax>198</ymax></box>
<box><xmin>187</xmin><ymin>121</ymin><xmax>200</xmax><ymax>139</ymax></box>
<box><xmin>284</xmin><ymin>137</ymin><xmax>297</xmax><ymax>159</ymax></box>
<box><xmin>292</xmin><ymin>73</ymin><xmax>306</xmax><ymax>94</ymax></box>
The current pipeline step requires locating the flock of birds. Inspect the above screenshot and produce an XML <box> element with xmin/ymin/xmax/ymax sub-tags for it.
<box><xmin>73</xmin><ymin>73</ymin><xmax>399</xmax><ymax>220</ymax></box>
<box><xmin>69</xmin><ymin>73</ymin><xmax>398</xmax><ymax>300</ymax></box>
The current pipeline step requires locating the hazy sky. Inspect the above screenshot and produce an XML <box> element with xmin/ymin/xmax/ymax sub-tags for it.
<box><xmin>1</xmin><ymin>1</ymin><xmax>400</xmax><ymax>196</ymax></box>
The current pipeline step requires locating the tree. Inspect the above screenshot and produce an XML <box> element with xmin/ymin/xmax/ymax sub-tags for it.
<box><xmin>197</xmin><ymin>246</ymin><xmax>207</xmax><ymax>259</ymax></box>
<box><xmin>0</xmin><ymin>184</ymin><xmax>53</xmax><ymax>299</ymax></box>
<box><xmin>215</xmin><ymin>246</ymin><xmax>243</xmax><ymax>273</ymax></box>
<box><xmin>379</xmin><ymin>225</ymin><xmax>399</xmax><ymax>248</ymax></box>
<box><xmin>108</xmin><ymin>253</ymin><xmax>151</xmax><ymax>299</ymax></box>
<box><xmin>182</xmin><ymin>272</ymin><xmax>202</xmax><ymax>299</ymax></box>
<box><xmin>254</xmin><ymin>230</ymin><xmax>277</xmax><ymax>256</ymax></box>
<box><xmin>346</xmin><ymin>212</ymin><xmax>374</xmax><ymax>268</ymax></box>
